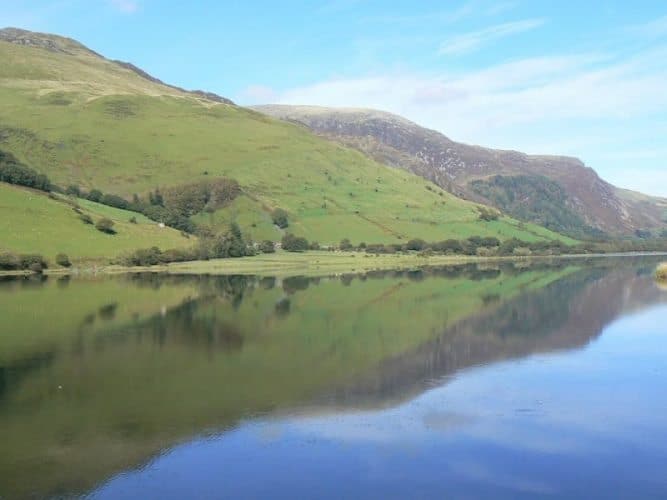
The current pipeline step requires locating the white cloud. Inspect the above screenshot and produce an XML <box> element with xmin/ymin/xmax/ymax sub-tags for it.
<box><xmin>109</xmin><ymin>0</ymin><xmax>138</xmax><ymax>14</ymax></box>
<box><xmin>439</xmin><ymin>18</ymin><xmax>545</xmax><ymax>55</ymax></box>
<box><xmin>262</xmin><ymin>46</ymin><xmax>667</xmax><ymax>196</ymax></box>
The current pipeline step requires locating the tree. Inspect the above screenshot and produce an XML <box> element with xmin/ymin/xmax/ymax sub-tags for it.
<box><xmin>0</xmin><ymin>252</ymin><xmax>19</xmax><ymax>270</ymax></box>
<box><xmin>282</xmin><ymin>233</ymin><xmax>309</xmax><ymax>252</ymax></box>
<box><xmin>19</xmin><ymin>254</ymin><xmax>47</xmax><ymax>272</ymax></box>
<box><xmin>66</xmin><ymin>185</ymin><xmax>81</xmax><ymax>197</ymax></box>
<box><xmin>0</xmin><ymin>150</ymin><xmax>52</xmax><ymax>191</ymax></box>
<box><xmin>95</xmin><ymin>217</ymin><xmax>116</xmax><ymax>234</ymax></box>
<box><xmin>478</xmin><ymin>206</ymin><xmax>500</xmax><ymax>222</ymax></box>
<box><xmin>101</xmin><ymin>193</ymin><xmax>129</xmax><ymax>210</ymax></box>
<box><xmin>55</xmin><ymin>253</ymin><xmax>71</xmax><ymax>267</ymax></box>
<box><xmin>339</xmin><ymin>238</ymin><xmax>353</xmax><ymax>251</ymax></box>
<box><xmin>272</xmin><ymin>208</ymin><xmax>289</xmax><ymax>228</ymax></box>
<box><xmin>406</xmin><ymin>239</ymin><xmax>427</xmax><ymax>251</ymax></box>
<box><xmin>260</xmin><ymin>240</ymin><xmax>276</xmax><ymax>253</ymax></box>
<box><xmin>87</xmin><ymin>189</ymin><xmax>103</xmax><ymax>203</ymax></box>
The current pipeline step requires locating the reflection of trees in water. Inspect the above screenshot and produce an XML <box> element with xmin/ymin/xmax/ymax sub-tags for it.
<box><xmin>275</xmin><ymin>297</ymin><xmax>291</xmax><ymax>317</ymax></box>
<box><xmin>319</xmin><ymin>264</ymin><xmax>666</xmax><ymax>408</ymax></box>
<box><xmin>98</xmin><ymin>302</ymin><xmax>118</xmax><ymax>321</ymax></box>
<box><xmin>283</xmin><ymin>276</ymin><xmax>310</xmax><ymax>294</ymax></box>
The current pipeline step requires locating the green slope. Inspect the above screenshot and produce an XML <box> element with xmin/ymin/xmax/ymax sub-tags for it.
<box><xmin>0</xmin><ymin>31</ymin><xmax>574</xmax><ymax>249</ymax></box>
<box><xmin>0</xmin><ymin>183</ymin><xmax>192</xmax><ymax>262</ymax></box>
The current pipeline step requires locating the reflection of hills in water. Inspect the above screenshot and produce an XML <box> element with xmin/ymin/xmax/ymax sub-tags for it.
<box><xmin>317</xmin><ymin>263</ymin><xmax>667</xmax><ymax>409</ymax></box>
<box><xmin>0</xmin><ymin>258</ymin><xmax>665</xmax><ymax>499</ymax></box>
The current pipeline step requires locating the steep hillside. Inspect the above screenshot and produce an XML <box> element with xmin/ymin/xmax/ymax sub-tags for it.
<box><xmin>0</xmin><ymin>28</ymin><xmax>571</xmax><ymax>248</ymax></box>
<box><xmin>0</xmin><ymin>183</ymin><xmax>192</xmax><ymax>262</ymax></box>
<box><xmin>255</xmin><ymin>105</ymin><xmax>667</xmax><ymax>239</ymax></box>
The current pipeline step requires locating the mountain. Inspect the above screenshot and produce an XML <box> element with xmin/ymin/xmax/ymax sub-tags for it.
<box><xmin>0</xmin><ymin>28</ymin><xmax>572</xmax><ymax>261</ymax></box>
<box><xmin>254</xmin><ymin>105</ymin><xmax>667</xmax><ymax>239</ymax></box>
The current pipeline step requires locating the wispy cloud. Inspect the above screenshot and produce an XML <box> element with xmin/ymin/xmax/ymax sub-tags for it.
<box><xmin>628</xmin><ymin>15</ymin><xmax>667</xmax><ymax>38</ymax></box>
<box><xmin>109</xmin><ymin>0</ymin><xmax>139</xmax><ymax>14</ymax></box>
<box><xmin>248</xmin><ymin>44</ymin><xmax>667</xmax><ymax>196</ymax></box>
<box><xmin>484</xmin><ymin>2</ymin><xmax>518</xmax><ymax>16</ymax></box>
<box><xmin>439</xmin><ymin>18</ymin><xmax>545</xmax><ymax>55</ymax></box>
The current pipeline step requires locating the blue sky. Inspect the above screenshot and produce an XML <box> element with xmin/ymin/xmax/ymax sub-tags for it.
<box><xmin>3</xmin><ymin>0</ymin><xmax>667</xmax><ymax>195</ymax></box>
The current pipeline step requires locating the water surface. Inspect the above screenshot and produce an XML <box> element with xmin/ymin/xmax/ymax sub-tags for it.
<box><xmin>1</xmin><ymin>258</ymin><xmax>666</xmax><ymax>499</ymax></box>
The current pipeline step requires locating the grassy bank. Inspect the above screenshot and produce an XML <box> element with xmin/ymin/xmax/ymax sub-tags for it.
<box><xmin>657</xmin><ymin>263</ymin><xmax>667</xmax><ymax>281</ymax></box>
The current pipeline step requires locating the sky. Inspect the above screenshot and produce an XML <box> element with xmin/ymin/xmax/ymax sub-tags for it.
<box><xmin>2</xmin><ymin>0</ymin><xmax>667</xmax><ymax>195</ymax></box>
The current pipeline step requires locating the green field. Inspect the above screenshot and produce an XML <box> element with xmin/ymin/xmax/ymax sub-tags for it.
<box><xmin>0</xmin><ymin>183</ymin><xmax>192</xmax><ymax>263</ymax></box>
<box><xmin>0</xmin><ymin>35</ymin><xmax>575</xmax><ymax>253</ymax></box>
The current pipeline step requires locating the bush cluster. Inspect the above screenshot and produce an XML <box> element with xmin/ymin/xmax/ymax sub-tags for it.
<box><xmin>272</xmin><ymin>208</ymin><xmax>289</xmax><ymax>229</ymax></box>
<box><xmin>332</xmin><ymin>236</ymin><xmax>576</xmax><ymax>257</ymax></box>
<box><xmin>70</xmin><ymin>178</ymin><xmax>241</xmax><ymax>234</ymax></box>
<box><xmin>0</xmin><ymin>252</ymin><xmax>48</xmax><ymax>272</ymax></box>
<box><xmin>118</xmin><ymin>223</ymin><xmax>255</xmax><ymax>266</ymax></box>
<box><xmin>95</xmin><ymin>218</ymin><xmax>116</xmax><ymax>234</ymax></box>
<box><xmin>0</xmin><ymin>150</ymin><xmax>51</xmax><ymax>192</ymax></box>
<box><xmin>282</xmin><ymin>233</ymin><xmax>309</xmax><ymax>252</ymax></box>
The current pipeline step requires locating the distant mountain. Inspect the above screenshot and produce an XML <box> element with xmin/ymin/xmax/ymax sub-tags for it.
<box><xmin>255</xmin><ymin>105</ymin><xmax>667</xmax><ymax>239</ymax></box>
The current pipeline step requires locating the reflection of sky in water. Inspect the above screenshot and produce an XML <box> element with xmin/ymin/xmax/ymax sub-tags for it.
<box><xmin>92</xmin><ymin>306</ymin><xmax>667</xmax><ymax>500</ymax></box>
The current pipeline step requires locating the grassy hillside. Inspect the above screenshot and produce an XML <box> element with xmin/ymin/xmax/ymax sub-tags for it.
<box><xmin>0</xmin><ymin>31</ymin><xmax>574</xmax><ymax>249</ymax></box>
<box><xmin>255</xmin><ymin>105</ymin><xmax>667</xmax><ymax>238</ymax></box>
<box><xmin>0</xmin><ymin>183</ymin><xmax>192</xmax><ymax>262</ymax></box>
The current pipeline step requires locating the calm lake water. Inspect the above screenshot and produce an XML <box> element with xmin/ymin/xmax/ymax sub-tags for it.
<box><xmin>1</xmin><ymin>258</ymin><xmax>666</xmax><ymax>499</ymax></box>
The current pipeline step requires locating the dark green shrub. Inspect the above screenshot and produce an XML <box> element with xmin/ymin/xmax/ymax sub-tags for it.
<box><xmin>406</xmin><ymin>239</ymin><xmax>427</xmax><ymax>251</ymax></box>
<box><xmin>309</xmin><ymin>241</ymin><xmax>321</xmax><ymax>250</ymax></box>
<box><xmin>101</xmin><ymin>193</ymin><xmax>129</xmax><ymax>210</ymax></box>
<box><xmin>95</xmin><ymin>218</ymin><xmax>116</xmax><ymax>234</ymax></box>
<box><xmin>129</xmin><ymin>216</ymin><xmax>137</xmax><ymax>224</ymax></box>
<box><xmin>282</xmin><ymin>233</ymin><xmax>309</xmax><ymax>252</ymax></box>
<box><xmin>365</xmin><ymin>243</ymin><xmax>388</xmax><ymax>254</ymax></box>
<box><xmin>19</xmin><ymin>254</ymin><xmax>47</xmax><ymax>271</ymax></box>
<box><xmin>55</xmin><ymin>253</ymin><xmax>71</xmax><ymax>267</ymax></box>
<box><xmin>339</xmin><ymin>238</ymin><xmax>353</xmax><ymax>251</ymax></box>
<box><xmin>478</xmin><ymin>206</ymin><xmax>500</xmax><ymax>222</ymax></box>
<box><xmin>260</xmin><ymin>240</ymin><xmax>276</xmax><ymax>253</ymax></box>
<box><xmin>432</xmin><ymin>240</ymin><xmax>463</xmax><ymax>254</ymax></box>
<box><xmin>272</xmin><ymin>208</ymin><xmax>289</xmax><ymax>229</ymax></box>
<box><xmin>163</xmin><ymin>178</ymin><xmax>240</xmax><ymax>216</ymax></box>
<box><xmin>0</xmin><ymin>150</ymin><xmax>51</xmax><ymax>191</ymax></box>
<box><xmin>205</xmin><ymin>223</ymin><xmax>248</xmax><ymax>258</ymax></box>
<box><xmin>29</xmin><ymin>262</ymin><xmax>44</xmax><ymax>273</ymax></box>
<box><xmin>66</xmin><ymin>185</ymin><xmax>81</xmax><ymax>197</ymax></box>
<box><xmin>160</xmin><ymin>248</ymin><xmax>195</xmax><ymax>263</ymax></box>
<box><xmin>80</xmin><ymin>213</ymin><xmax>93</xmax><ymax>225</ymax></box>
<box><xmin>87</xmin><ymin>189</ymin><xmax>103</xmax><ymax>203</ymax></box>
<box><xmin>0</xmin><ymin>252</ymin><xmax>20</xmax><ymax>270</ymax></box>
<box><xmin>123</xmin><ymin>247</ymin><xmax>163</xmax><ymax>266</ymax></box>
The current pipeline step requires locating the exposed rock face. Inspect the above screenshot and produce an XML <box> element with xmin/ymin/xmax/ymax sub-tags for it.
<box><xmin>255</xmin><ymin>105</ymin><xmax>667</xmax><ymax>237</ymax></box>
<box><xmin>0</xmin><ymin>27</ymin><xmax>99</xmax><ymax>55</ymax></box>
<box><xmin>0</xmin><ymin>27</ymin><xmax>235</xmax><ymax>105</ymax></box>
<box><xmin>114</xmin><ymin>60</ymin><xmax>235</xmax><ymax>105</ymax></box>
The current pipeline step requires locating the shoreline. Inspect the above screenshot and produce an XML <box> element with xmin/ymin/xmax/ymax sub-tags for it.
<box><xmin>2</xmin><ymin>251</ymin><xmax>667</xmax><ymax>279</ymax></box>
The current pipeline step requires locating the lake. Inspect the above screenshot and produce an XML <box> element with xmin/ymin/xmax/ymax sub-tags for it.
<box><xmin>1</xmin><ymin>258</ymin><xmax>666</xmax><ymax>499</ymax></box>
